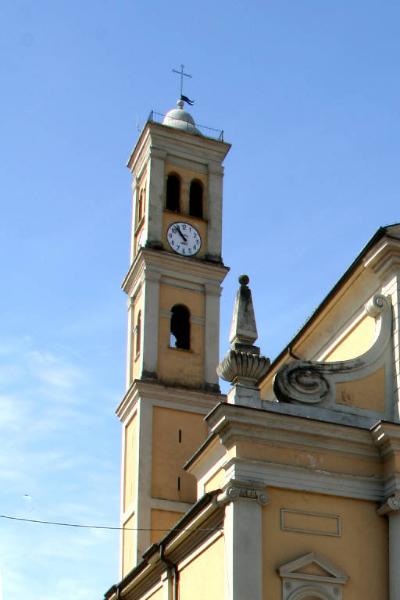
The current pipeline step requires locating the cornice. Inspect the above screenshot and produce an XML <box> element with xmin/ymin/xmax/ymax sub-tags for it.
<box><xmin>127</xmin><ymin>124</ymin><xmax>152</xmax><ymax>173</ymax></box>
<box><xmin>116</xmin><ymin>379</ymin><xmax>226</xmax><ymax>422</ymax></box>
<box><xmin>205</xmin><ymin>403</ymin><xmax>379</xmax><ymax>460</ymax></box>
<box><xmin>121</xmin><ymin>248</ymin><xmax>229</xmax><ymax>296</ymax></box>
<box><xmin>363</xmin><ymin>235</ymin><xmax>400</xmax><ymax>277</ymax></box>
<box><xmin>370</xmin><ymin>421</ymin><xmax>400</xmax><ymax>457</ymax></box>
<box><xmin>127</xmin><ymin>121</ymin><xmax>231</xmax><ymax>172</ymax></box>
<box><xmin>224</xmin><ymin>456</ymin><xmax>384</xmax><ymax>501</ymax></box>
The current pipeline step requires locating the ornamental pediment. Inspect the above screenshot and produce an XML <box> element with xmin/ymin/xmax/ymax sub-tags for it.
<box><xmin>279</xmin><ymin>552</ymin><xmax>348</xmax><ymax>584</ymax></box>
<box><xmin>279</xmin><ymin>552</ymin><xmax>348</xmax><ymax>600</ymax></box>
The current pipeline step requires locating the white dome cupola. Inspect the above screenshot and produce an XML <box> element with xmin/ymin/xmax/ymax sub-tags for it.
<box><xmin>163</xmin><ymin>99</ymin><xmax>201</xmax><ymax>135</ymax></box>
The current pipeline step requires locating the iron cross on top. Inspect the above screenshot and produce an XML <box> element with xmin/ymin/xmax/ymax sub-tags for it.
<box><xmin>172</xmin><ymin>64</ymin><xmax>192</xmax><ymax>97</ymax></box>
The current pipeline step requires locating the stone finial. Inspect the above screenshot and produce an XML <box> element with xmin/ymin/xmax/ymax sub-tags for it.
<box><xmin>217</xmin><ymin>275</ymin><xmax>270</xmax><ymax>408</ymax></box>
<box><xmin>229</xmin><ymin>275</ymin><xmax>258</xmax><ymax>350</ymax></box>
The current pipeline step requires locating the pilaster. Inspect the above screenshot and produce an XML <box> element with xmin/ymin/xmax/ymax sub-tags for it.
<box><xmin>207</xmin><ymin>162</ymin><xmax>223</xmax><ymax>261</ymax></box>
<box><xmin>378</xmin><ymin>493</ymin><xmax>400</xmax><ymax>600</ymax></box>
<box><xmin>218</xmin><ymin>480</ymin><xmax>268</xmax><ymax>600</ymax></box>
<box><xmin>141</xmin><ymin>270</ymin><xmax>161</xmax><ymax>377</ymax></box>
<box><xmin>146</xmin><ymin>147</ymin><xmax>166</xmax><ymax>247</ymax></box>
<box><xmin>204</xmin><ymin>282</ymin><xmax>222</xmax><ymax>387</ymax></box>
<box><xmin>126</xmin><ymin>296</ymin><xmax>134</xmax><ymax>389</ymax></box>
<box><xmin>135</xmin><ymin>398</ymin><xmax>153</xmax><ymax>561</ymax></box>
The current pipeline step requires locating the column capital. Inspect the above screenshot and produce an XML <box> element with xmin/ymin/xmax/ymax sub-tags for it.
<box><xmin>143</xmin><ymin>268</ymin><xmax>162</xmax><ymax>283</ymax></box>
<box><xmin>217</xmin><ymin>480</ymin><xmax>268</xmax><ymax>507</ymax></box>
<box><xmin>378</xmin><ymin>493</ymin><xmax>400</xmax><ymax>515</ymax></box>
<box><xmin>149</xmin><ymin>146</ymin><xmax>167</xmax><ymax>160</ymax></box>
<box><xmin>204</xmin><ymin>281</ymin><xmax>221</xmax><ymax>296</ymax></box>
<box><xmin>207</xmin><ymin>161</ymin><xmax>223</xmax><ymax>176</ymax></box>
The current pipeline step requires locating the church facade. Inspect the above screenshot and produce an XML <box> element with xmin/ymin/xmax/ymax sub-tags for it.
<box><xmin>104</xmin><ymin>100</ymin><xmax>400</xmax><ymax>600</ymax></box>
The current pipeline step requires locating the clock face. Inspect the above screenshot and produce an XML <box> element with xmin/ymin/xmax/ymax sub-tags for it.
<box><xmin>167</xmin><ymin>222</ymin><xmax>202</xmax><ymax>256</ymax></box>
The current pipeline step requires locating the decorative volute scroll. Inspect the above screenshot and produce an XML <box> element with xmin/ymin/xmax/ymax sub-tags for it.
<box><xmin>273</xmin><ymin>294</ymin><xmax>393</xmax><ymax>417</ymax></box>
<box><xmin>216</xmin><ymin>480</ymin><xmax>268</xmax><ymax>506</ymax></box>
<box><xmin>377</xmin><ymin>492</ymin><xmax>400</xmax><ymax>516</ymax></box>
<box><xmin>217</xmin><ymin>275</ymin><xmax>270</xmax><ymax>407</ymax></box>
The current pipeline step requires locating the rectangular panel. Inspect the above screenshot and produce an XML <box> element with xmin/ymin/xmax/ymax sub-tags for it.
<box><xmin>280</xmin><ymin>508</ymin><xmax>341</xmax><ymax>537</ymax></box>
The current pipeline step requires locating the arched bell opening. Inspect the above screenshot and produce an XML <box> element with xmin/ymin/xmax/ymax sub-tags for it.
<box><xmin>166</xmin><ymin>173</ymin><xmax>181</xmax><ymax>212</ymax></box>
<box><xmin>189</xmin><ymin>179</ymin><xmax>203</xmax><ymax>218</ymax></box>
<box><xmin>170</xmin><ymin>304</ymin><xmax>190</xmax><ymax>350</ymax></box>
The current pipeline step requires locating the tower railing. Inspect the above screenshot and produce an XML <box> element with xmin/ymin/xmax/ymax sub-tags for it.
<box><xmin>147</xmin><ymin>110</ymin><xmax>224</xmax><ymax>141</ymax></box>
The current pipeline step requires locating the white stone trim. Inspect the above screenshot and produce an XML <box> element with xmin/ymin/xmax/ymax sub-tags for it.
<box><xmin>223</xmin><ymin>483</ymin><xmax>263</xmax><ymax>600</ymax></box>
<box><xmin>119</xmin><ymin>418</ymin><xmax>126</xmax><ymax>578</ymax></box>
<box><xmin>279</xmin><ymin>552</ymin><xmax>348</xmax><ymax>600</ymax></box>
<box><xmin>377</xmin><ymin>492</ymin><xmax>400</xmax><ymax>599</ymax></box>
<box><xmin>116</xmin><ymin>379</ymin><xmax>225</xmax><ymax>423</ymax></box>
<box><xmin>280</xmin><ymin>508</ymin><xmax>341</xmax><ymax>537</ymax></box>
<box><xmin>135</xmin><ymin>399</ymin><xmax>153</xmax><ymax>561</ymax></box>
<box><xmin>224</xmin><ymin>457</ymin><xmax>384</xmax><ymax>501</ymax></box>
<box><xmin>204</xmin><ymin>282</ymin><xmax>221</xmax><ymax>385</ymax></box>
<box><xmin>126</xmin><ymin>297</ymin><xmax>135</xmax><ymax>390</ymax></box>
<box><xmin>141</xmin><ymin>271</ymin><xmax>161</xmax><ymax>376</ymax></box>
<box><xmin>316</xmin><ymin>302</ymin><xmax>375</xmax><ymax>361</ymax></box>
<box><xmin>129</xmin><ymin>124</ymin><xmax>230</xmax><ymax>170</ymax></box>
<box><xmin>122</xmin><ymin>247</ymin><xmax>229</xmax><ymax>297</ymax></box>
<box><xmin>217</xmin><ymin>480</ymin><xmax>268</xmax><ymax>506</ymax></box>
<box><xmin>207</xmin><ymin>163</ymin><xmax>224</xmax><ymax>258</ymax></box>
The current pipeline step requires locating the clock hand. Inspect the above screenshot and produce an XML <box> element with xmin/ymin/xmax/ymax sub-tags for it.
<box><xmin>175</xmin><ymin>225</ymin><xmax>188</xmax><ymax>242</ymax></box>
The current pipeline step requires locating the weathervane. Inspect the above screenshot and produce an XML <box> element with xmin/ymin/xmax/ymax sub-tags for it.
<box><xmin>172</xmin><ymin>64</ymin><xmax>194</xmax><ymax>106</ymax></box>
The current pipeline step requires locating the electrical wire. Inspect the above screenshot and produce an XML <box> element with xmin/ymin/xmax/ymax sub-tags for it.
<box><xmin>0</xmin><ymin>514</ymin><xmax>221</xmax><ymax>532</ymax></box>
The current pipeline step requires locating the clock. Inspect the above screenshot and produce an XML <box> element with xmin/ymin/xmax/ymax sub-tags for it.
<box><xmin>167</xmin><ymin>222</ymin><xmax>201</xmax><ymax>256</ymax></box>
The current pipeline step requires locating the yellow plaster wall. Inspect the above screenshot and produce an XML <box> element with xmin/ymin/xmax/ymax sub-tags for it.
<box><xmin>325</xmin><ymin>315</ymin><xmax>376</xmax><ymax>362</ymax></box>
<box><xmin>179</xmin><ymin>536</ymin><xmax>224</xmax><ymax>600</ymax></box>
<box><xmin>150</xmin><ymin>509</ymin><xmax>184</xmax><ymax>545</ymax></box>
<box><xmin>123</xmin><ymin>414</ymin><xmax>137</xmax><ymax>512</ymax></box>
<box><xmin>336</xmin><ymin>366</ymin><xmax>386</xmax><ymax>412</ymax></box>
<box><xmin>158</xmin><ymin>283</ymin><xmax>205</xmax><ymax>387</ymax></box>
<box><xmin>262</xmin><ymin>488</ymin><xmax>388</xmax><ymax>599</ymax></box>
<box><xmin>122</xmin><ymin>513</ymin><xmax>136</xmax><ymax>577</ymax></box>
<box><xmin>151</xmin><ymin>406</ymin><xmax>207</xmax><ymax>503</ymax></box>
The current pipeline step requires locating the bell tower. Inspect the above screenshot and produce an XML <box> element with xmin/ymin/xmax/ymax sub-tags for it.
<box><xmin>118</xmin><ymin>99</ymin><xmax>231</xmax><ymax>576</ymax></box>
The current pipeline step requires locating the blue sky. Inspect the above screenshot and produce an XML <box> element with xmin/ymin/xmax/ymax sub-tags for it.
<box><xmin>1</xmin><ymin>1</ymin><xmax>400</xmax><ymax>598</ymax></box>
